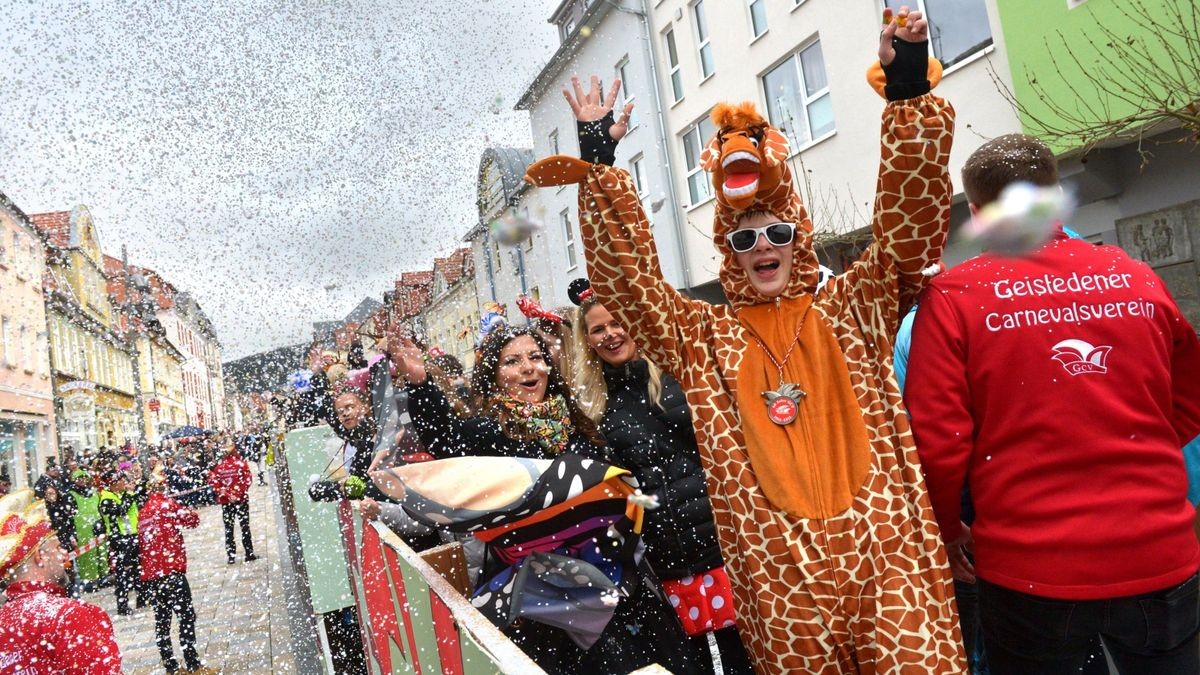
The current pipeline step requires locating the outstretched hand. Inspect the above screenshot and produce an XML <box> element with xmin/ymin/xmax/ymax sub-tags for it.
<box><xmin>946</xmin><ymin>523</ymin><xmax>976</xmax><ymax>583</ymax></box>
<box><xmin>563</xmin><ymin>75</ymin><xmax>635</xmax><ymax>141</ymax></box>
<box><xmin>879</xmin><ymin>6</ymin><xmax>929</xmax><ymax>66</ymax></box>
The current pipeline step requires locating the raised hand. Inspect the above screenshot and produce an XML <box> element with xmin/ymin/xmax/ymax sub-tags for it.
<box><xmin>879</xmin><ymin>6</ymin><xmax>929</xmax><ymax>66</ymax></box>
<box><xmin>385</xmin><ymin>321</ymin><xmax>426</xmax><ymax>385</ymax></box>
<box><xmin>562</xmin><ymin>74</ymin><xmax>635</xmax><ymax>141</ymax></box>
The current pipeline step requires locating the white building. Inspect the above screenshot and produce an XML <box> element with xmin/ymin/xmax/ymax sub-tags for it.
<box><xmin>644</xmin><ymin>0</ymin><xmax>1024</xmax><ymax>289</ymax></box>
<box><xmin>515</xmin><ymin>0</ymin><xmax>691</xmax><ymax>303</ymax></box>
<box><xmin>469</xmin><ymin>148</ymin><xmax>560</xmax><ymax>320</ymax></box>
<box><xmin>160</xmin><ymin>292</ymin><xmax>226</xmax><ymax>430</ymax></box>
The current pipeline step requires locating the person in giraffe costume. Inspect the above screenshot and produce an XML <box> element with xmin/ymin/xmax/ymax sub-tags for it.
<box><xmin>526</xmin><ymin>8</ymin><xmax>965</xmax><ymax>674</ymax></box>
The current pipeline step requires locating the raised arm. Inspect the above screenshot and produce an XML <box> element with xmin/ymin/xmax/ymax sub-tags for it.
<box><xmin>526</xmin><ymin>76</ymin><xmax>734</xmax><ymax>375</ymax></box>
<box><xmin>825</xmin><ymin>10</ymin><xmax>955</xmax><ymax>335</ymax></box>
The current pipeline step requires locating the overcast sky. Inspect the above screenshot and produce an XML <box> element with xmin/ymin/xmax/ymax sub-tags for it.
<box><xmin>0</xmin><ymin>0</ymin><xmax>560</xmax><ymax>360</ymax></box>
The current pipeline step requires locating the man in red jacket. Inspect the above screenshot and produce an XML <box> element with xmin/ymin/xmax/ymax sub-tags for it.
<box><xmin>206</xmin><ymin>444</ymin><xmax>256</xmax><ymax>565</ymax></box>
<box><xmin>139</xmin><ymin>479</ymin><xmax>215</xmax><ymax>674</ymax></box>
<box><xmin>0</xmin><ymin>490</ymin><xmax>123</xmax><ymax>674</ymax></box>
<box><xmin>906</xmin><ymin>134</ymin><xmax>1200</xmax><ymax>674</ymax></box>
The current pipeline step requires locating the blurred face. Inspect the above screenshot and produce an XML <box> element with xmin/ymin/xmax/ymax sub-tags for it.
<box><xmin>584</xmin><ymin>304</ymin><xmax>637</xmax><ymax>367</ymax></box>
<box><xmin>496</xmin><ymin>335</ymin><xmax>549</xmax><ymax>404</ymax></box>
<box><xmin>334</xmin><ymin>392</ymin><xmax>369</xmax><ymax>430</ymax></box>
<box><xmin>74</xmin><ymin>475</ymin><xmax>90</xmax><ymax>489</ymax></box>
<box><xmin>39</xmin><ymin>535</ymin><xmax>68</xmax><ymax>584</ymax></box>
<box><xmin>731</xmin><ymin>211</ymin><xmax>794</xmax><ymax>298</ymax></box>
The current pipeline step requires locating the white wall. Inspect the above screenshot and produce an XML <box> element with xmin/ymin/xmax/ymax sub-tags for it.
<box><xmin>645</xmin><ymin>0</ymin><xmax>1024</xmax><ymax>286</ymax></box>
<box><xmin>522</xmin><ymin>1</ymin><xmax>689</xmax><ymax>301</ymax></box>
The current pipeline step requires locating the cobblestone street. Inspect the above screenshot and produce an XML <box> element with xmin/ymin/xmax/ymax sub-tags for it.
<box><xmin>86</xmin><ymin>483</ymin><xmax>296</xmax><ymax>674</ymax></box>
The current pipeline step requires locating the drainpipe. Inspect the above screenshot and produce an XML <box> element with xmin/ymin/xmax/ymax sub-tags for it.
<box><xmin>613</xmin><ymin>0</ymin><xmax>692</xmax><ymax>291</ymax></box>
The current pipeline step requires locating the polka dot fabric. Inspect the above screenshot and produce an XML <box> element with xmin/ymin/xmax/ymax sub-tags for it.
<box><xmin>660</xmin><ymin>566</ymin><xmax>737</xmax><ymax>637</ymax></box>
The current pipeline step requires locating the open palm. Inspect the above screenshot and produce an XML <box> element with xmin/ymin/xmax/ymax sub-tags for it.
<box><xmin>562</xmin><ymin>74</ymin><xmax>635</xmax><ymax>141</ymax></box>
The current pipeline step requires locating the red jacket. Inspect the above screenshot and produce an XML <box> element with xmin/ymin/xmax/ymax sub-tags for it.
<box><xmin>0</xmin><ymin>581</ymin><xmax>123</xmax><ymax>674</ymax></box>
<box><xmin>907</xmin><ymin>233</ymin><xmax>1200</xmax><ymax>599</ymax></box>
<box><xmin>138</xmin><ymin>493</ymin><xmax>200</xmax><ymax>582</ymax></box>
<box><xmin>207</xmin><ymin>452</ymin><xmax>251</xmax><ymax>505</ymax></box>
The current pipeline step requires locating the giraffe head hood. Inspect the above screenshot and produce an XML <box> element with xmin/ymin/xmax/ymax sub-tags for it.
<box><xmin>700</xmin><ymin>102</ymin><xmax>820</xmax><ymax>309</ymax></box>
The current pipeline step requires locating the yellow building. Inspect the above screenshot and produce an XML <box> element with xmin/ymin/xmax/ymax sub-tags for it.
<box><xmin>31</xmin><ymin>207</ymin><xmax>138</xmax><ymax>452</ymax></box>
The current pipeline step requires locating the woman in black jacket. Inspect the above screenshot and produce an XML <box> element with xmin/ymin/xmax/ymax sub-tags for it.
<box><xmin>570</xmin><ymin>279</ymin><xmax>753</xmax><ymax>674</ymax></box>
<box><xmin>387</xmin><ymin>324</ymin><xmax>698</xmax><ymax>675</ymax></box>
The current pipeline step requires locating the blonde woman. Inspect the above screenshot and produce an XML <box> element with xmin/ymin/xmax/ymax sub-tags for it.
<box><xmin>569</xmin><ymin>278</ymin><xmax>751</xmax><ymax>674</ymax></box>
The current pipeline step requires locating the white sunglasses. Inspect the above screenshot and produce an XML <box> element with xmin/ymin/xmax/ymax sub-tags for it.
<box><xmin>725</xmin><ymin>222</ymin><xmax>796</xmax><ymax>253</ymax></box>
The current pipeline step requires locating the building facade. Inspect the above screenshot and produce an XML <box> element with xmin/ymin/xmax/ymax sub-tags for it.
<box><xmin>31</xmin><ymin>207</ymin><xmax>138</xmax><ymax>453</ymax></box>
<box><xmin>643</xmin><ymin>0</ymin><xmax>1023</xmax><ymax>290</ymax></box>
<box><xmin>422</xmin><ymin>248</ymin><xmax>480</xmax><ymax>368</ymax></box>
<box><xmin>995</xmin><ymin>0</ymin><xmax>1200</xmax><ymax>327</ymax></box>
<box><xmin>0</xmin><ymin>193</ymin><xmax>57</xmax><ymax>487</ymax></box>
<box><xmin>159</xmin><ymin>291</ymin><xmax>226</xmax><ymax>430</ymax></box>
<box><xmin>516</xmin><ymin>0</ymin><xmax>690</xmax><ymax>304</ymax></box>
<box><xmin>469</xmin><ymin>148</ymin><xmax>557</xmax><ymax>320</ymax></box>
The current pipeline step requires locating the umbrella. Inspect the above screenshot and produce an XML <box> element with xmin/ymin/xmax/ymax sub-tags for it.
<box><xmin>161</xmin><ymin>426</ymin><xmax>211</xmax><ymax>440</ymax></box>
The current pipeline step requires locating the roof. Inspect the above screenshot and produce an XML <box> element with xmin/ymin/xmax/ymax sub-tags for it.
<box><xmin>0</xmin><ymin>192</ymin><xmax>48</xmax><ymax>244</ymax></box>
<box><xmin>28</xmin><ymin>211</ymin><xmax>72</xmax><ymax>248</ymax></box>
<box><xmin>433</xmin><ymin>248</ymin><xmax>473</xmax><ymax>288</ymax></box>
<box><xmin>343</xmin><ymin>296</ymin><xmax>383</xmax><ymax>324</ymax></box>
<box><xmin>394</xmin><ymin>270</ymin><xmax>435</xmax><ymax>319</ymax></box>
<box><xmin>223</xmin><ymin>343</ymin><xmax>309</xmax><ymax>394</ymax></box>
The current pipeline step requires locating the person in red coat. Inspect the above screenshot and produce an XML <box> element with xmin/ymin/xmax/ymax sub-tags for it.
<box><xmin>906</xmin><ymin>134</ymin><xmax>1200</xmax><ymax>674</ymax></box>
<box><xmin>0</xmin><ymin>490</ymin><xmax>123</xmax><ymax>674</ymax></box>
<box><xmin>206</xmin><ymin>444</ymin><xmax>256</xmax><ymax>564</ymax></box>
<box><xmin>139</xmin><ymin>479</ymin><xmax>214</xmax><ymax>675</ymax></box>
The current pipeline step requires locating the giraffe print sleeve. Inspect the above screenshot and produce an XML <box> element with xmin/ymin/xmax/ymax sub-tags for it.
<box><xmin>576</xmin><ymin>164</ymin><xmax>733</xmax><ymax>375</ymax></box>
<box><xmin>820</xmin><ymin>93</ymin><xmax>955</xmax><ymax>341</ymax></box>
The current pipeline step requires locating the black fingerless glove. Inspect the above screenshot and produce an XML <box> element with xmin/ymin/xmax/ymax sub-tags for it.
<box><xmin>578</xmin><ymin>111</ymin><xmax>619</xmax><ymax>166</ymax></box>
<box><xmin>882</xmin><ymin>38</ymin><xmax>931</xmax><ymax>102</ymax></box>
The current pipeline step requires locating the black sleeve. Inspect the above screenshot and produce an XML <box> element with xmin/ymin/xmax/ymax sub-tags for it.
<box><xmin>882</xmin><ymin>38</ymin><xmax>931</xmax><ymax>102</ymax></box>
<box><xmin>99</xmin><ymin>497</ymin><xmax>123</xmax><ymax>519</ymax></box>
<box><xmin>577</xmin><ymin>111</ymin><xmax>619</xmax><ymax>166</ymax></box>
<box><xmin>405</xmin><ymin>380</ymin><xmax>515</xmax><ymax>458</ymax></box>
<box><xmin>311</xmin><ymin>371</ymin><xmax>351</xmax><ymax>438</ymax></box>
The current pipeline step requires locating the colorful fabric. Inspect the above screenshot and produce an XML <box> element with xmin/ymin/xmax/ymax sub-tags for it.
<box><xmin>661</xmin><ymin>566</ymin><xmax>737</xmax><ymax>637</ymax></box>
<box><xmin>389</xmin><ymin>454</ymin><xmax>644</xmax><ymax>649</ymax></box>
<box><xmin>496</xmin><ymin>395</ymin><xmax>572</xmax><ymax>455</ymax></box>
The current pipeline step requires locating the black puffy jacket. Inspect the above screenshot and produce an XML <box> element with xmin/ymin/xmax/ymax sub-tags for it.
<box><xmin>600</xmin><ymin>360</ymin><xmax>723</xmax><ymax>578</ymax></box>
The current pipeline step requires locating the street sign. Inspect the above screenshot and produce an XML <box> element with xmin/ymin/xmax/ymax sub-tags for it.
<box><xmin>148</xmin><ymin>399</ymin><xmax>161</xmax><ymax>412</ymax></box>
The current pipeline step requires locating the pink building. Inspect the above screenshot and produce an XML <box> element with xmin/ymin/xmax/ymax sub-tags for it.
<box><xmin>0</xmin><ymin>193</ymin><xmax>57</xmax><ymax>488</ymax></box>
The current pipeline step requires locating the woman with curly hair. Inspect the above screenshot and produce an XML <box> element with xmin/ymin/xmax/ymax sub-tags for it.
<box><xmin>387</xmin><ymin>324</ymin><xmax>699</xmax><ymax>674</ymax></box>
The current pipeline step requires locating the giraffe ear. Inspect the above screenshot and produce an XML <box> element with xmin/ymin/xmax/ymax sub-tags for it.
<box><xmin>760</xmin><ymin>127</ymin><xmax>790</xmax><ymax>166</ymax></box>
<box><xmin>699</xmin><ymin>132</ymin><xmax>723</xmax><ymax>172</ymax></box>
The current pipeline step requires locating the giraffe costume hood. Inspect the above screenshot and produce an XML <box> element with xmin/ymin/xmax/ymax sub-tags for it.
<box><xmin>526</xmin><ymin>51</ymin><xmax>963</xmax><ymax>673</ymax></box>
<box><xmin>701</xmin><ymin>101</ymin><xmax>821</xmax><ymax>305</ymax></box>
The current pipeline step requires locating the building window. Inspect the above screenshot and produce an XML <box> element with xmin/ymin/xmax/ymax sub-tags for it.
<box><xmin>747</xmin><ymin>0</ymin><xmax>768</xmax><ymax>38</ymax></box>
<box><xmin>882</xmin><ymin>0</ymin><xmax>991</xmax><ymax>69</ymax></box>
<box><xmin>664</xmin><ymin>29</ymin><xmax>683</xmax><ymax>102</ymax></box>
<box><xmin>615</xmin><ymin>56</ymin><xmax>639</xmax><ymax>129</ymax></box>
<box><xmin>681</xmin><ymin>115</ymin><xmax>716</xmax><ymax>206</ymax></box>
<box><xmin>549</xmin><ymin>129</ymin><xmax>559</xmax><ymax>155</ymax></box>
<box><xmin>693</xmin><ymin>1</ymin><xmax>714</xmax><ymax>79</ymax></box>
<box><xmin>630</xmin><ymin>154</ymin><xmax>647</xmax><ymax>197</ymax></box>
<box><xmin>561</xmin><ymin>210</ymin><xmax>578</xmax><ymax>270</ymax></box>
<box><xmin>762</xmin><ymin>39</ymin><xmax>834</xmax><ymax>150</ymax></box>
<box><xmin>0</xmin><ymin>317</ymin><xmax>10</xmax><ymax>367</ymax></box>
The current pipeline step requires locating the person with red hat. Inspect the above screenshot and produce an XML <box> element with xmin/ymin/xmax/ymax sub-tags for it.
<box><xmin>206</xmin><ymin>442</ymin><xmax>256</xmax><ymax>565</ymax></box>
<box><xmin>0</xmin><ymin>490</ymin><xmax>123</xmax><ymax>673</ymax></box>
